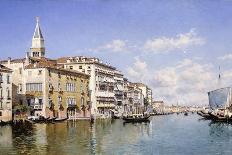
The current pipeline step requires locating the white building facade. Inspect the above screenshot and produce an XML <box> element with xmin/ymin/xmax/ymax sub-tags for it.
<box><xmin>0</xmin><ymin>65</ymin><xmax>13</xmax><ymax>122</ymax></box>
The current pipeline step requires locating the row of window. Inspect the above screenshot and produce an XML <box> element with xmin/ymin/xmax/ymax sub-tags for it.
<box><xmin>0</xmin><ymin>101</ymin><xmax>11</xmax><ymax>109</ymax></box>
<box><xmin>25</xmin><ymin>82</ymin><xmax>86</xmax><ymax>92</ymax></box>
<box><xmin>26</xmin><ymin>97</ymin><xmax>84</xmax><ymax>106</ymax></box>
<box><xmin>0</xmin><ymin>74</ymin><xmax>10</xmax><ymax>84</ymax></box>
<box><xmin>66</xmin><ymin>83</ymin><xmax>76</xmax><ymax>92</ymax></box>
<box><xmin>66</xmin><ymin>97</ymin><xmax>76</xmax><ymax>105</ymax></box>
<box><xmin>98</xmin><ymin>84</ymin><xmax>114</xmax><ymax>92</ymax></box>
<box><xmin>69</xmin><ymin>65</ymin><xmax>91</xmax><ymax>70</ymax></box>
<box><xmin>26</xmin><ymin>83</ymin><xmax>43</xmax><ymax>92</ymax></box>
<box><xmin>0</xmin><ymin>88</ymin><xmax>11</xmax><ymax>99</ymax></box>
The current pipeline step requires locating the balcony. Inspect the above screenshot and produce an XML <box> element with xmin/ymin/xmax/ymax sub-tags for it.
<box><xmin>96</xmin><ymin>91</ymin><xmax>115</xmax><ymax>97</ymax></box>
<box><xmin>97</xmin><ymin>103</ymin><xmax>115</xmax><ymax>108</ymax></box>
<box><xmin>115</xmin><ymin>91</ymin><xmax>123</xmax><ymax>96</ymax></box>
<box><xmin>32</xmin><ymin>104</ymin><xmax>43</xmax><ymax>110</ymax></box>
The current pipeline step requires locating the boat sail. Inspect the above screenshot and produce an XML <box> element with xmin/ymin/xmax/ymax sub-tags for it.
<box><xmin>208</xmin><ymin>87</ymin><xmax>232</xmax><ymax>110</ymax></box>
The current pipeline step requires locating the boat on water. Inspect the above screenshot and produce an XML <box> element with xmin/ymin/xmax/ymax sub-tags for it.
<box><xmin>197</xmin><ymin>111</ymin><xmax>211</xmax><ymax>119</ymax></box>
<box><xmin>207</xmin><ymin>87</ymin><xmax>232</xmax><ymax>122</ymax></box>
<box><xmin>184</xmin><ymin>112</ymin><xmax>188</xmax><ymax>116</ymax></box>
<box><xmin>54</xmin><ymin>117</ymin><xmax>67</xmax><ymax>122</ymax></box>
<box><xmin>28</xmin><ymin>116</ymin><xmax>57</xmax><ymax>123</ymax></box>
<box><xmin>0</xmin><ymin>120</ymin><xmax>9</xmax><ymax>126</ymax></box>
<box><xmin>122</xmin><ymin>114</ymin><xmax>150</xmax><ymax>123</ymax></box>
<box><xmin>28</xmin><ymin>116</ymin><xmax>47</xmax><ymax>123</ymax></box>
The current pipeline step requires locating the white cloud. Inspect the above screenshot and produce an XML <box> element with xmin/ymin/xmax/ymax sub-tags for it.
<box><xmin>218</xmin><ymin>54</ymin><xmax>232</xmax><ymax>60</ymax></box>
<box><xmin>127</xmin><ymin>57</ymin><xmax>149</xmax><ymax>82</ymax></box>
<box><xmin>90</xmin><ymin>39</ymin><xmax>128</xmax><ymax>53</ymax></box>
<box><xmin>152</xmin><ymin>59</ymin><xmax>215</xmax><ymax>105</ymax></box>
<box><xmin>144</xmin><ymin>29</ymin><xmax>205</xmax><ymax>54</ymax></box>
<box><xmin>126</xmin><ymin>58</ymin><xmax>220</xmax><ymax>106</ymax></box>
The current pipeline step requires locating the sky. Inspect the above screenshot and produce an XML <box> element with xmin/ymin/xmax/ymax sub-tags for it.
<box><xmin>1</xmin><ymin>0</ymin><xmax>232</xmax><ymax>106</ymax></box>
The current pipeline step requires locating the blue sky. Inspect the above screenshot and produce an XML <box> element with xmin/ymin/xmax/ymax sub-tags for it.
<box><xmin>1</xmin><ymin>0</ymin><xmax>232</xmax><ymax>105</ymax></box>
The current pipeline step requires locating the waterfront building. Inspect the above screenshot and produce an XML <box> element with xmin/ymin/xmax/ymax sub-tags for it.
<box><xmin>57</xmin><ymin>56</ymin><xmax>116</xmax><ymax>118</ymax></box>
<box><xmin>24</xmin><ymin>58</ymin><xmax>90</xmax><ymax>119</ymax></box>
<box><xmin>124</xmin><ymin>82</ymin><xmax>144</xmax><ymax>114</ymax></box>
<box><xmin>0</xmin><ymin>64</ymin><xmax>12</xmax><ymax>122</ymax></box>
<box><xmin>152</xmin><ymin>101</ymin><xmax>165</xmax><ymax>114</ymax></box>
<box><xmin>134</xmin><ymin>83</ymin><xmax>153</xmax><ymax>106</ymax></box>
<box><xmin>0</xmin><ymin>18</ymin><xmax>91</xmax><ymax>120</ymax></box>
<box><xmin>114</xmin><ymin>70</ymin><xmax>125</xmax><ymax>114</ymax></box>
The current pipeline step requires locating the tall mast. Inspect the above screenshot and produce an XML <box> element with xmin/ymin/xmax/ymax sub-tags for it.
<box><xmin>217</xmin><ymin>66</ymin><xmax>221</xmax><ymax>88</ymax></box>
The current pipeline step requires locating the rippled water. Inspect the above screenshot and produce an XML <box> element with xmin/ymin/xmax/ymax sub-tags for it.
<box><xmin>1</xmin><ymin>114</ymin><xmax>232</xmax><ymax>155</ymax></box>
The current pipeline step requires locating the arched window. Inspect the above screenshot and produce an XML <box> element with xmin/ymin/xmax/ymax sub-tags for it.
<box><xmin>58</xmin><ymin>96</ymin><xmax>62</xmax><ymax>103</ymax></box>
<box><xmin>0</xmin><ymin>73</ymin><xmax>2</xmax><ymax>83</ymax></box>
<box><xmin>7</xmin><ymin>74</ymin><xmax>10</xmax><ymax>84</ymax></box>
<box><xmin>7</xmin><ymin>87</ymin><xmax>10</xmax><ymax>99</ymax></box>
<box><xmin>81</xmin><ymin>97</ymin><xmax>84</xmax><ymax>106</ymax></box>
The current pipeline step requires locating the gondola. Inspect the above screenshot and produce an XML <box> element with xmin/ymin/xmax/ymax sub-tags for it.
<box><xmin>46</xmin><ymin>117</ymin><xmax>57</xmax><ymax>123</ymax></box>
<box><xmin>122</xmin><ymin>114</ymin><xmax>150</xmax><ymax>123</ymax></box>
<box><xmin>0</xmin><ymin>120</ymin><xmax>8</xmax><ymax>126</ymax></box>
<box><xmin>197</xmin><ymin>111</ymin><xmax>211</xmax><ymax>119</ymax></box>
<box><xmin>54</xmin><ymin>117</ymin><xmax>67</xmax><ymax>122</ymax></box>
<box><xmin>28</xmin><ymin>116</ymin><xmax>47</xmax><ymax>123</ymax></box>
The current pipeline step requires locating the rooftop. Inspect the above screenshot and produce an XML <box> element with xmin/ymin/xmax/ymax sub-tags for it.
<box><xmin>57</xmin><ymin>56</ymin><xmax>116</xmax><ymax>70</ymax></box>
<box><xmin>0</xmin><ymin>64</ymin><xmax>12</xmax><ymax>72</ymax></box>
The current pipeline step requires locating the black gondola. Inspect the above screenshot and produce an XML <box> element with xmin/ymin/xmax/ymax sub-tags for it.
<box><xmin>0</xmin><ymin>120</ymin><xmax>8</xmax><ymax>126</ymax></box>
<box><xmin>122</xmin><ymin>114</ymin><xmax>150</xmax><ymax>123</ymax></box>
<box><xmin>54</xmin><ymin>117</ymin><xmax>67</xmax><ymax>122</ymax></box>
<box><xmin>197</xmin><ymin>111</ymin><xmax>211</xmax><ymax>119</ymax></box>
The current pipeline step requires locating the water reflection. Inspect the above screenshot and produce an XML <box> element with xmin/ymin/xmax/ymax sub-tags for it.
<box><xmin>0</xmin><ymin>119</ymin><xmax>152</xmax><ymax>155</ymax></box>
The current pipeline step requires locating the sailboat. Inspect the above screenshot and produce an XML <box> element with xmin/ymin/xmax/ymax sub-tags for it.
<box><xmin>206</xmin><ymin>66</ymin><xmax>232</xmax><ymax>121</ymax></box>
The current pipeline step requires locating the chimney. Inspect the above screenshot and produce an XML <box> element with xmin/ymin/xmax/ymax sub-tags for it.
<box><xmin>8</xmin><ymin>57</ymin><xmax>11</xmax><ymax>64</ymax></box>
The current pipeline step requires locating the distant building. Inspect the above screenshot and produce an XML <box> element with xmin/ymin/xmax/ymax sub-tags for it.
<box><xmin>114</xmin><ymin>70</ymin><xmax>124</xmax><ymax>113</ymax></box>
<box><xmin>152</xmin><ymin>101</ymin><xmax>165</xmax><ymax>114</ymax></box>
<box><xmin>134</xmin><ymin>83</ymin><xmax>153</xmax><ymax>105</ymax></box>
<box><xmin>0</xmin><ymin>64</ymin><xmax>12</xmax><ymax>122</ymax></box>
<box><xmin>123</xmin><ymin>81</ymin><xmax>144</xmax><ymax>114</ymax></box>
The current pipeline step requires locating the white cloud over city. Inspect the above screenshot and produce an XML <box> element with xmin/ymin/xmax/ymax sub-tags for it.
<box><xmin>143</xmin><ymin>29</ymin><xmax>205</xmax><ymax>54</ymax></box>
<box><xmin>89</xmin><ymin>28</ymin><xmax>205</xmax><ymax>55</ymax></box>
<box><xmin>218</xmin><ymin>54</ymin><xmax>232</xmax><ymax>61</ymax></box>
<box><xmin>126</xmin><ymin>58</ymin><xmax>228</xmax><ymax>106</ymax></box>
<box><xmin>89</xmin><ymin>39</ymin><xmax>129</xmax><ymax>53</ymax></box>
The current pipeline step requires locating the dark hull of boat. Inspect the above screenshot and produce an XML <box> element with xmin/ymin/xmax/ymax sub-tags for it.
<box><xmin>112</xmin><ymin>115</ymin><xmax>120</xmax><ymax>119</ymax></box>
<box><xmin>0</xmin><ymin>120</ymin><xmax>9</xmax><ymax>126</ymax></box>
<box><xmin>54</xmin><ymin>118</ymin><xmax>67</xmax><ymax>122</ymax></box>
<box><xmin>123</xmin><ymin>116</ymin><xmax>150</xmax><ymax>123</ymax></box>
<box><xmin>29</xmin><ymin>117</ymin><xmax>57</xmax><ymax>123</ymax></box>
<box><xmin>208</xmin><ymin>112</ymin><xmax>232</xmax><ymax>122</ymax></box>
<box><xmin>197</xmin><ymin>111</ymin><xmax>211</xmax><ymax>119</ymax></box>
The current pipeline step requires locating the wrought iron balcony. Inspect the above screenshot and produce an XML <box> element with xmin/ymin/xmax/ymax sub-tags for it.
<box><xmin>30</xmin><ymin>104</ymin><xmax>43</xmax><ymax>110</ymax></box>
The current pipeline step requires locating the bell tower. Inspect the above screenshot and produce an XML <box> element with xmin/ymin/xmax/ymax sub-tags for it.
<box><xmin>30</xmin><ymin>17</ymin><xmax>45</xmax><ymax>58</ymax></box>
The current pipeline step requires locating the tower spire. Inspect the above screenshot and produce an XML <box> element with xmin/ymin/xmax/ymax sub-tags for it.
<box><xmin>30</xmin><ymin>17</ymin><xmax>45</xmax><ymax>58</ymax></box>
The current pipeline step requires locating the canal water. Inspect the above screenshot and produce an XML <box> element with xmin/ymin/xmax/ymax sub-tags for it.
<box><xmin>1</xmin><ymin>114</ymin><xmax>232</xmax><ymax>155</ymax></box>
